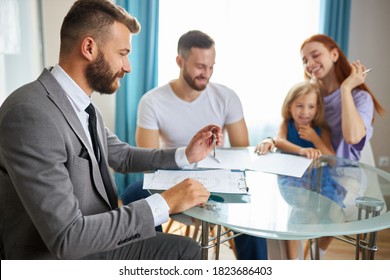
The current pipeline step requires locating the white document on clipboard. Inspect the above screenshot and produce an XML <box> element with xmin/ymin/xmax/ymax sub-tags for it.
<box><xmin>196</xmin><ymin>147</ymin><xmax>312</xmax><ymax>178</ymax></box>
<box><xmin>143</xmin><ymin>169</ymin><xmax>247</xmax><ymax>194</ymax></box>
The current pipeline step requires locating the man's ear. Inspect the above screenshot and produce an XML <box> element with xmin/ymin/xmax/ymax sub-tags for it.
<box><xmin>80</xmin><ymin>37</ymin><xmax>98</xmax><ymax>61</ymax></box>
<box><xmin>176</xmin><ymin>55</ymin><xmax>184</xmax><ymax>68</ymax></box>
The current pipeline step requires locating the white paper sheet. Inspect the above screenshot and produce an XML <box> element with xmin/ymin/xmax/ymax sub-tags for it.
<box><xmin>143</xmin><ymin>169</ymin><xmax>247</xmax><ymax>194</ymax></box>
<box><xmin>196</xmin><ymin>147</ymin><xmax>312</xmax><ymax>178</ymax></box>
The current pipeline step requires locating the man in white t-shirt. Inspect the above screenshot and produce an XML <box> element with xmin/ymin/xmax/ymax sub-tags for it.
<box><xmin>122</xmin><ymin>30</ymin><xmax>267</xmax><ymax>260</ymax></box>
<box><xmin>136</xmin><ymin>32</ymin><xmax>247</xmax><ymax>148</ymax></box>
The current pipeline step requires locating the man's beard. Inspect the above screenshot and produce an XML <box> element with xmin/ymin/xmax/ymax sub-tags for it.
<box><xmin>182</xmin><ymin>67</ymin><xmax>208</xmax><ymax>91</ymax></box>
<box><xmin>86</xmin><ymin>50</ymin><xmax>124</xmax><ymax>94</ymax></box>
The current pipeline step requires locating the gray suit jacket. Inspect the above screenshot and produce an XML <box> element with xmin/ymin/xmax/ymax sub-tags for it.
<box><xmin>0</xmin><ymin>68</ymin><xmax>178</xmax><ymax>259</ymax></box>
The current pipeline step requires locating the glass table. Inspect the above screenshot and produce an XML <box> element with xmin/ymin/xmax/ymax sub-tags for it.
<box><xmin>183</xmin><ymin>155</ymin><xmax>390</xmax><ymax>259</ymax></box>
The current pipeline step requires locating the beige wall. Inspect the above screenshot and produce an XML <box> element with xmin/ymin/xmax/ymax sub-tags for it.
<box><xmin>349</xmin><ymin>0</ymin><xmax>390</xmax><ymax>172</ymax></box>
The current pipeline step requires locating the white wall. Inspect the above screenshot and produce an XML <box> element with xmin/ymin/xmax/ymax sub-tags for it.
<box><xmin>349</xmin><ymin>0</ymin><xmax>390</xmax><ymax>172</ymax></box>
<box><xmin>41</xmin><ymin>0</ymin><xmax>116</xmax><ymax>133</ymax></box>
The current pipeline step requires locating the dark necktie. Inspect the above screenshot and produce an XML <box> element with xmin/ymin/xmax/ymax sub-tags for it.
<box><xmin>85</xmin><ymin>103</ymin><xmax>117</xmax><ymax>208</ymax></box>
<box><xmin>85</xmin><ymin>103</ymin><xmax>100</xmax><ymax>162</ymax></box>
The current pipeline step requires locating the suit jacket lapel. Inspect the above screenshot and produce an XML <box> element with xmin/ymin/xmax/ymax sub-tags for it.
<box><xmin>37</xmin><ymin>68</ymin><xmax>115</xmax><ymax>208</ymax></box>
<box><xmin>38</xmin><ymin>69</ymin><xmax>89</xmax><ymax>146</ymax></box>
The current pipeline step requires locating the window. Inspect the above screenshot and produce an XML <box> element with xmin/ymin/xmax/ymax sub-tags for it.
<box><xmin>0</xmin><ymin>0</ymin><xmax>43</xmax><ymax>105</ymax></box>
<box><xmin>158</xmin><ymin>0</ymin><xmax>320</xmax><ymax>144</ymax></box>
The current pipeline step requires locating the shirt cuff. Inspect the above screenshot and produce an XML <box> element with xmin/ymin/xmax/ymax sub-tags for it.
<box><xmin>145</xmin><ymin>193</ymin><xmax>170</xmax><ymax>227</ymax></box>
<box><xmin>175</xmin><ymin>147</ymin><xmax>191</xmax><ymax>168</ymax></box>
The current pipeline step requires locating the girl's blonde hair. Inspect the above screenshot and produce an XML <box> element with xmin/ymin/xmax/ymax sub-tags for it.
<box><xmin>281</xmin><ymin>80</ymin><xmax>328</xmax><ymax>129</ymax></box>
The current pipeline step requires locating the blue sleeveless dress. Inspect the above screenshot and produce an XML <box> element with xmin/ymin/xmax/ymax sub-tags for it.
<box><xmin>286</xmin><ymin>119</ymin><xmax>321</xmax><ymax>148</ymax></box>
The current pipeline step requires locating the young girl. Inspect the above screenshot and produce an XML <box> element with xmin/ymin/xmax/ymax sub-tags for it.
<box><xmin>274</xmin><ymin>80</ymin><xmax>335</xmax><ymax>159</ymax></box>
<box><xmin>271</xmin><ymin>80</ymin><xmax>335</xmax><ymax>260</ymax></box>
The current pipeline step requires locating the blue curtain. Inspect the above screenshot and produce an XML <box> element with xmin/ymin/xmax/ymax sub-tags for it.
<box><xmin>114</xmin><ymin>0</ymin><xmax>159</xmax><ymax>196</ymax></box>
<box><xmin>320</xmin><ymin>0</ymin><xmax>351</xmax><ymax>56</ymax></box>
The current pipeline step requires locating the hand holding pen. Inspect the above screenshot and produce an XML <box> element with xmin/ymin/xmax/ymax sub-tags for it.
<box><xmin>185</xmin><ymin>124</ymin><xmax>223</xmax><ymax>164</ymax></box>
<box><xmin>342</xmin><ymin>61</ymin><xmax>372</xmax><ymax>90</ymax></box>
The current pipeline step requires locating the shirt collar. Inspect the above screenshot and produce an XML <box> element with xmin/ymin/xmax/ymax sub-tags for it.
<box><xmin>51</xmin><ymin>64</ymin><xmax>92</xmax><ymax>112</ymax></box>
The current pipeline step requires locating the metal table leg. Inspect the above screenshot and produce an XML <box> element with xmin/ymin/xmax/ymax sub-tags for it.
<box><xmin>355</xmin><ymin>197</ymin><xmax>384</xmax><ymax>260</ymax></box>
<box><xmin>201</xmin><ymin>220</ymin><xmax>209</xmax><ymax>260</ymax></box>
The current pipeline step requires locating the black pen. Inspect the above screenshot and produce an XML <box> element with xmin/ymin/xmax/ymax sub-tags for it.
<box><xmin>209</xmin><ymin>154</ymin><xmax>221</xmax><ymax>163</ymax></box>
<box><xmin>211</xmin><ymin>133</ymin><xmax>221</xmax><ymax>163</ymax></box>
<box><xmin>212</xmin><ymin>133</ymin><xmax>216</xmax><ymax>157</ymax></box>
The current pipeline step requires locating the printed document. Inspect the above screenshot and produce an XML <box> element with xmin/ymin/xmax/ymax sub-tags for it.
<box><xmin>196</xmin><ymin>147</ymin><xmax>312</xmax><ymax>178</ymax></box>
<box><xmin>143</xmin><ymin>169</ymin><xmax>247</xmax><ymax>194</ymax></box>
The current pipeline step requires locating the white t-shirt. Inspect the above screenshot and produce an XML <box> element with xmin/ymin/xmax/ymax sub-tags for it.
<box><xmin>137</xmin><ymin>82</ymin><xmax>245</xmax><ymax>148</ymax></box>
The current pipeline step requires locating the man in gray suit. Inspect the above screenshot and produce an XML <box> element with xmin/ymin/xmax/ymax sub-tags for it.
<box><xmin>0</xmin><ymin>0</ymin><xmax>222</xmax><ymax>260</ymax></box>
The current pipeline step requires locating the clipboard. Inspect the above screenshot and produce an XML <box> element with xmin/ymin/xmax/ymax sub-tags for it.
<box><xmin>143</xmin><ymin>169</ymin><xmax>248</xmax><ymax>194</ymax></box>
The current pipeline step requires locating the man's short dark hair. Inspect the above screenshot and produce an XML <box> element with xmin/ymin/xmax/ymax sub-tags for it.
<box><xmin>177</xmin><ymin>30</ymin><xmax>215</xmax><ymax>58</ymax></box>
<box><xmin>60</xmin><ymin>0</ymin><xmax>140</xmax><ymax>55</ymax></box>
